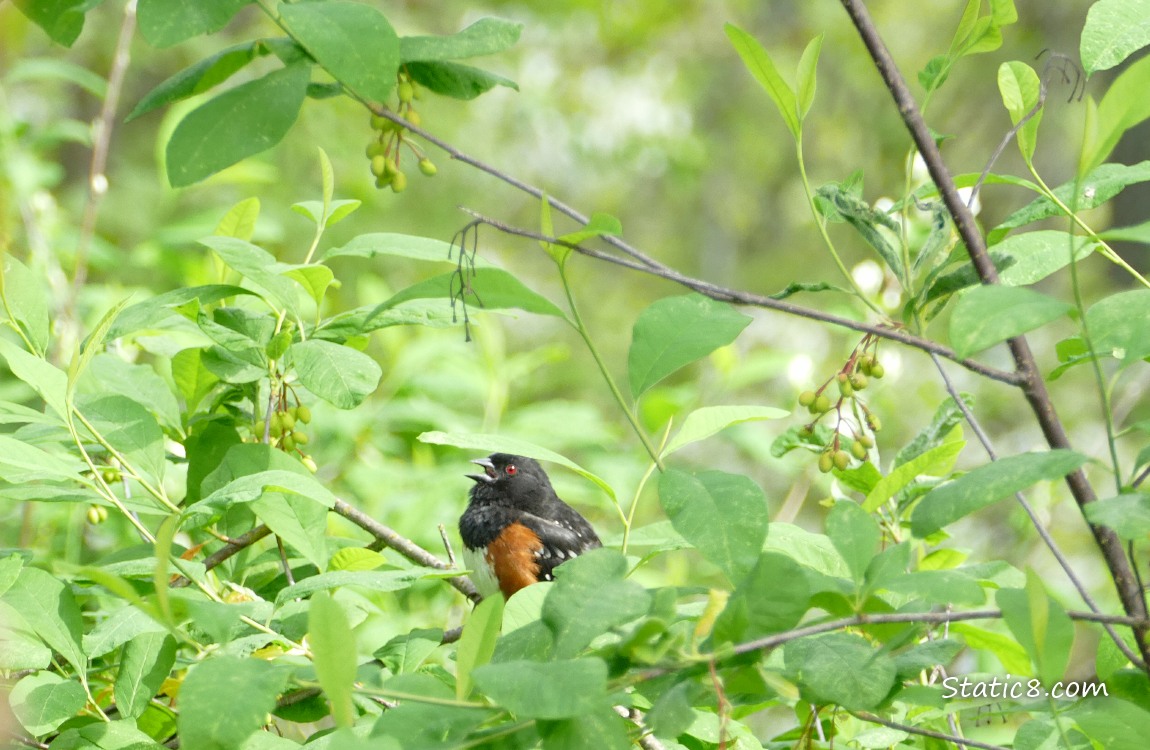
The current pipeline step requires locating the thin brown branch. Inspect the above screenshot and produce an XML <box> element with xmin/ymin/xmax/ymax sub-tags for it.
<box><xmin>838</xmin><ymin>0</ymin><xmax>1150</xmax><ymax>670</ymax></box>
<box><xmin>614</xmin><ymin>706</ymin><xmax>668</xmax><ymax>750</ymax></box>
<box><xmin>853</xmin><ymin>712</ymin><xmax>1008</xmax><ymax>750</ymax></box>
<box><xmin>461</xmin><ymin>208</ymin><xmax>1024</xmax><ymax>386</ymax></box>
<box><xmin>930</xmin><ymin>353</ymin><xmax>1146</xmax><ymax>669</ymax></box>
<box><xmin>332</xmin><ymin>498</ymin><xmax>481</xmax><ymax>603</ymax></box>
<box><xmin>68</xmin><ymin>0</ymin><xmax>136</xmax><ymax>310</ymax></box>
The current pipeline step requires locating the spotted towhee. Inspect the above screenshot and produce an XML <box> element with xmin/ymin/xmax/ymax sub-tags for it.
<box><xmin>460</xmin><ymin>453</ymin><xmax>602</xmax><ymax>598</ymax></box>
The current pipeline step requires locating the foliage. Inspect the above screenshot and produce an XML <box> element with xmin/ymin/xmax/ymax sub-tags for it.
<box><xmin>2</xmin><ymin>0</ymin><xmax>1150</xmax><ymax>749</ymax></box>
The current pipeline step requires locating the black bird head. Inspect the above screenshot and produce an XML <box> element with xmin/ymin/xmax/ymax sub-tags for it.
<box><xmin>466</xmin><ymin>453</ymin><xmax>554</xmax><ymax>510</ymax></box>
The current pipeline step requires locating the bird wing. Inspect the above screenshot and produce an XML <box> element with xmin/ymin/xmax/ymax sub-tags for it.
<box><xmin>515</xmin><ymin>509</ymin><xmax>602</xmax><ymax>582</ymax></box>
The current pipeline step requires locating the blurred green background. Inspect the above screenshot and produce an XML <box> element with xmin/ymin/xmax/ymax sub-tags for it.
<box><xmin>1</xmin><ymin>0</ymin><xmax>1145</xmax><ymax>674</ymax></box>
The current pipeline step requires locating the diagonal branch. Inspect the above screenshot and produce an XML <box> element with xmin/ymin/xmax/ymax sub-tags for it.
<box><xmin>460</xmin><ymin>208</ymin><xmax>1023</xmax><ymax>386</ymax></box>
<box><xmin>837</xmin><ymin>0</ymin><xmax>1150</xmax><ymax>668</ymax></box>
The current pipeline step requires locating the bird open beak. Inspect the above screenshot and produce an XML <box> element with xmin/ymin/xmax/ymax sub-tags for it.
<box><xmin>466</xmin><ymin>456</ymin><xmax>497</xmax><ymax>483</ymax></box>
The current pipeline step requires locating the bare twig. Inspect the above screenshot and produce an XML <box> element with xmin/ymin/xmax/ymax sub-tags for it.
<box><xmin>838</xmin><ymin>0</ymin><xmax>1150</xmax><ymax>671</ymax></box>
<box><xmin>929</xmin><ymin>353</ymin><xmax>1145</xmax><ymax>668</ymax></box>
<box><xmin>332</xmin><ymin>498</ymin><xmax>481</xmax><ymax>603</ymax></box>
<box><xmin>438</xmin><ymin>522</ymin><xmax>457</xmax><ymax>567</ymax></box>
<box><xmin>614</xmin><ymin>706</ymin><xmax>668</xmax><ymax>750</ymax></box>
<box><xmin>460</xmin><ymin>208</ymin><xmax>1023</xmax><ymax>387</ymax></box>
<box><xmin>67</xmin><ymin>0</ymin><xmax>137</xmax><ymax>316</ymax></box>
<box><xmin>853</xmin><ymin>712</ymin><xmax>1008</xmax><ymax>750</ymax></box>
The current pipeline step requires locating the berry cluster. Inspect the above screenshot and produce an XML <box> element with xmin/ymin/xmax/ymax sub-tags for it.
<box><xmin>366</xmin><ymin>72</ymin><xmax>436</xmax><ymax>193</ymax></box>
<box><xmin>797</xmin><ymin>337</ymin><xmax>885</xmax><ymax>473</ymax></box>
<box><xmin>255</xmin><ymin>399</ymin><xmax>318</xmax><ymax>473</ymax></box>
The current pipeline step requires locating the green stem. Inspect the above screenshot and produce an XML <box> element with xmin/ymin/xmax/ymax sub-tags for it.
<box><xmin>621</xmin><ymin>421</ymin><xmax>673</xmax><ymax>554</ymax></box>
<box><xmin>558</xmin><ymin>265</ymin><xmax>664</xmax><ymax>470</ymax></box>
<box><xmin>795</xmin><ymin>136</ymin><xmax>885</xmax><ymax>315</ymax></box>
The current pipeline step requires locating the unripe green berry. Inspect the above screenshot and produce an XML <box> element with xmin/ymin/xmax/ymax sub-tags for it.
<box><xmin>255</xmin><ymin>420</ymin><xmax>267</xmax><ymax>437</ymax></box>
<box><xmin>281</xmin><ymin>412</ymin><xmax>296</xmax><ymax>431</ymax></box>
<box><xmin>296</xmin><ymin>405</ymin><xmax>312</xmax><ymax>424</ymax></box>
<box><xmin>867</xmin><ymin>414</ymin><xmax>883</xmax><ymax>431</ymax></box>
<box><xmin>282</xmin><ymin>435</ymin><xmax>296</xmax><ymax>452</ymax></box>
<box><xmin>818</xmin><ymin>451</ymin><xmax>834</xmax><ymax>473</ymax></box>
<box><xmin>418</xmin><ymin>158</ymin><xmax>437</xmax><ymax>176</ymax></box>
<box><xmin>798</xmin><ymin>390</ymin><xmax>816</xmax><ymax>407</ymax></box>
<box><xmin>291</xmin><ymin>430</ymin><xmax>309</xmax><ymax>446</ymax></box>
<box><xmin>837</xmin><ymin>373</ymin><xmax>854</xmax><ymax>398</ymax></box>
<box><xmin>849</xmin><ymin>372</ymin><xmax>868</xmax><ymax>390</ymax></box>
<box><xmin>366</xmin><ymin>141</ymin><xmax>385</xmax><ymax>158</ymax></box>
<box><xmin>102</xmin><ymin>468</ymin><xmax>120</xmax><ymax>483</ymax></box>
<box><xmin>833</xmin><ymin>450</ymin><xmax>851</xmax><ymax>471</ymax></box>
<box><xmin>398</xmin><ymin>81</ymin><xmax>414</xmax><ymax>103</ymax></box>
<box><xmin>87</xmin><ymin>505</ymin><xmax>104</xmax><ymax>524</ymax></box>
<box><xmin>370</xmin><ymin>155</ymin><xmax>387</xmax><ymax>178</ymax></box>
<box><xmin>798</xmin><ymin>425</ymin><xmax>814</xmax><ymax>438</ymax></box>
<box><xmin>813</xmin><ymin>395</ymin><xmax>832</xmax><ymax>413</ymax></box>
<box><xmin>870</xmin><ymin>362</ymin><xmax>885</xmax><ymax>379</ymax></box>
<box><xmin>391</xmin><ymin>171</ymin><xmax>408</xmax><ymax>193</ymax></box>
<box><xmin>405</xmin><ymin>109</ymin><xmax>421</xmax><ymax>127</ymax></box>
<box><xmin>858</xmin><ymin>434</ymin><xmax>875</xmax><ymax>449</ymax></box>
<box><xmin>851</xmin><ymin>441</ymin><xmax>868</xmax><ymax>460</ymax></box>
<box><xmin>302</xmin><ymin>456</ymin><xmax>318</xmax><ymax>473</ymax></box>
<box><xmin>370</xmin><ymin>113</ymin><xmax>389</xmax><ymax>131</ymax></box>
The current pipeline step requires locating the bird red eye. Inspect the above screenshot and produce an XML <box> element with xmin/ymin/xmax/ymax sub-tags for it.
<box><xmin>505</xmin><ymin>465</ymin><xmax>517</xmax><ymax>476</ymax></box>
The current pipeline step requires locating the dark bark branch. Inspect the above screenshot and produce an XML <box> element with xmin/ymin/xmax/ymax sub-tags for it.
<box><xmin>460</xmin><ymin>209</ymin><xmax>1023</xmax><ymax>387</ymax></box>
<box><xmin>853</xmin><ymin>712</ymin><xmax>1008</xmax><ymax>750</ymax></box>
<box><xmin>837</xmin><ymin>0</ymin><xmax>1150</xmax><ymax>669</ymax></box>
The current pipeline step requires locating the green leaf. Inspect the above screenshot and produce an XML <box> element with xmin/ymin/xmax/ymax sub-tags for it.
<box><xmin>167</xmin><ymin>61</ymin><xmax>310</xmax><ymax>188</ymax></box>
<box><xmin>1</xmin><ymin>254</ymin><xmax>50</xmax><ymax>354</ymax></box>
<box><xmin>0</xmin><ymin>338</ymin><xmax>69</xmax><ymax>419</ymax></box>
<box><xmin>949</xmin><ymin>285</ymin><xmax>1072</xmax><ymax>358</ymax></box>
<box><xmin>80</xmin><ymin>354</ymin><xmax>182</xmax><ymax>432</ymax></box>
<box><xmin>1070</xmin><ymin>697</ymin><xmax>1150</xmax><ymax>749</ymax></box>
<box><xmin>1086</xmin><ymin>289</ymin><xmax>1150</xmax><ymax>364</ymax></box>
<box><xmin>628</xmin><ymin>293</ymin><xmax>751</xmax><ymax>399</ymax></box>
<box><xmin>784</xmin><ymin>632</ymin><xmax>897</xmax><ymax>710</ymax></box>
<box><xmin>49</xmin><ymin>720</ymin><xmax>166</xmax><ymax>750</ymax></box>
<box><xmin>1082</xmin><ymin>56</ymin><xmax>1150</xmax><ymax>172</ymax></box>
<box><xmin>1</xmin><ymin>567</ymin><xmax>86</xmax><ymax>674</ymax></box>
<box><xmin>115</xmin><ymin>632</ymin><xmax>177</xmax><ymax>719</ymax></box>
<box><xmin>815</xmin><ymin>181</ymin><xmax>904</xmax><ymax>280</ymax></box>
<box><xmin>280</xmin><ymin>1</ymin><xmax>399</xmax><ymax>103</ymax></box>
<box><xmin>538</xmin><ymin>710</ymin><xmax>631</xmax><ymax>750</ymax></box>
<box><xmin>215</xmin><ymin>197</ymin><xmax>261</xmax><ymax>241</ymax></box>
<box><xmin>308</xmin><ymin>593</ymin><xmax>356</xmax><ymax>728</ymax></box>
<box><xmin>417</xmin><ymin>431</ymin><xmax>616</xmax><ymax>504</ymax></box>
<box><xmin>911</xmin><ymin>450</ymin><xmax>1088</xmax><ymax>537</ymax></box>
<box><xmin>187</xmin><ymin>468</ymin><xmax>338</xmax><ymax>528</ymax></box>
<box><xmin>83</xmin><ymin>605</ymin><xmax>166</xmax><ymax>658</ymax></box>
<box><xmin>407</xmin><ymin>61</ymin><xmax>518</xmax><ymax>100</ymax></box>
<box><xmin>795</xmin><ymin>34</ymin><xmax>823</xmax><ymax>119</ymax></box>
<box><xmin>323</xmin><ymin>232</ymin><xmax>479</xmax><ymax>264</ymax></box>
<box><xmin>77</xmin><ymin>393</ymin><xmax>167</xmax><ymax>481</ymax></box>
<box><xmin>542</xmin><ymin>549</ymin><xmax>650</xmax><ymax>658</ymax></box>
<box><xmin>472</xmin><ymin>658</ymin><xmax>608</xmax><ymax>719</ymax></box>
<box><xmin>662</xmin><ymin>404</ymin><xmax>788</xmax><ymax>457</ymax></box>
<box><xmin>380</xmin><ymin>267</ymin><xmax>566</xmax><ymax>319</ymax></box>
<box><xmin>990</xmin><ymin>162</ymin><xmax>1150</xmax><ymax>242</ymax></box>
<box><xmin>894</xmin><ymin>394</ymin><xmax>973</xmax><ymax>467</ymax></box>
<box><xmin>0</xmin><ymin>435</ymin><xmax>83</xmax><ymax>483</ymax></box>
<box><xmin>8</xmin><ymin>671</ymin><xmax>87</xmax><ymax>736</ymax></box>
<box><xmin>557</xmin><ymin>212</ymin><xmax>624</xmax><ymax>246</ymax></box>
<box><xmin>137</xmin><ymin>0</ymin><xmax>251</xmax><ymax>47</ymax></box>
<box><xmin>825</xmin><ymin>501</ymin><xmax>880</xmax><ymax>584</ymax></box>
<box><xmin>251</xmin><ymin>492</ymin><xmax>328</xmax><ymax>569</ymax></box>
<box><xmin>280</xmin><ymin>263</ymin><xmax>335</xmax><ymax>307</ymax></box>
<box><xmin>109</xmin><ymin>284</ymin><xmax>258</xmax><ymax>338</ymax></box>
<box><xmin>994</xmin><ymin>232</ymin><xmax>1096</xmax><ymax>287</ymax></box>
<box><xmin>1084</xmin><ymin>494</ymin><xmax>1150</xmax><ymax>540</ymax></box>
<box><xmin>375</xmin><ymin>628</ymin><xmax>442</xmax><ymax>674</ymax></box>
<box><xmin>374</xmin><ymin>674</ymin><xmax>489</xmax><ymax>746</ymax></box>
<box><xmin>713</xmin><ymin>552</ymin><xmax>810</xmax><ymax>643</ymax></box>
<box><xmin>658</xmin><ymin>469</ymin><xmax>768</xmax><ymax>583</ymax></box>
<box><xmin>455</xmin><ymin>594</ymin><xmax>503</xmax><ymax>700</ymax></box>
<box><xmin>128</xmin><ymin>42</ymin><xmax>259</xmax><ymax>121</ymax></box>
<box><xmin>1080</xmin><ymin>0</ymin><xmax>1150</xmax><ymax>74</ymax></box>
<box><xmin>291</xmin><ymin>339</ymin><xmax>382</xmax><ymax>409</ymax></box>
<box><xmin>401</xmin><ymin>18</ymin><xmax>523</xmax><ymax>62</ymax></box>
<box><xmin>998</xmin><ymin>570</ymin><xmax>1074</xmax><ymax>683</ymax></box>
<box><xmin>882</xmin><ymin>570</ymin><xmax>986</xmax><ymax>605</ymax></box>
<box><xmin>725</xmin><ymin>23</ymin><xmax>799</xmax><ymax>138</ymax></box>
<box><xmin>290</xmin><ymin>199</ymin><xmax>360</xmax><ymax>230</ymax></box>
<box><xmin>863</xmin><ymin>438</ymin><xmax>965</xmax><ymax>512</ymax></box>
<box><xmin>997</xmin><ymin>61</ymin><xmax>1042</xmax><ymax>162</ymax></box>
<box><xmin>275</xmin><ymin>568</ymin><xmax>445</xmax><ymax>606</ymax></box>
<box><xmin>178</xmin><ymin>656</ymin><xmax>289</xmax><ymax>750</ymax></box>
<box><xmin>11</xmin><ymin>0</ymin><xmax>94</xmax><ymax>47</ymax></box>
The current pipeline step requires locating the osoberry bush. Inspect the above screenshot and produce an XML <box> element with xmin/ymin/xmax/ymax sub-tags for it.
<box><xmin>2</xmin><ymin>0</ymin><xmax>1150</xmax><ymax>748</ymax></box>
